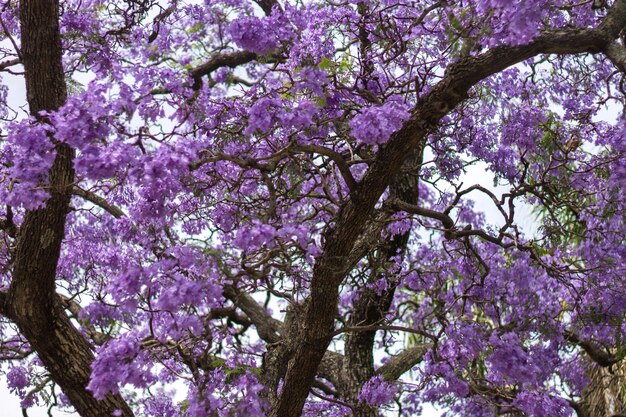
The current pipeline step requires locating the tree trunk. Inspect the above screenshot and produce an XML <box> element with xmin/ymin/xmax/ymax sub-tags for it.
<box><xmin>343</xmin><ymin>145</ymin><xmax>424</xmax><ymax>417</ymax></box>
<box><xmin>580</xmin><ymin>363</ymin><xmax>626</xmax><ymax>417</ymax></box>
<box><xmin>3</xmin><ymin>1</ymin><xmax>134</xmax><ymax>416</ymax></box>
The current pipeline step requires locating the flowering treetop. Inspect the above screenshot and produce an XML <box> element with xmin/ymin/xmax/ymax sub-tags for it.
<box><xmin>1</xmin><ymin>0</ymin><xmax>626</xmax><ymax>416</ymax></box>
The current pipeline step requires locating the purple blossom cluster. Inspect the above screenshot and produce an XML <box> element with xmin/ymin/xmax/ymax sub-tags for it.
<box><xmin>358</xmin><ymin>375</ymin><xmax>399</xmax><ymax>407</ymax></box>
<box><xmin>228</xmin><ymin>12</ymin><xmax>294</xmax><ymax>55</ymax></box>
<box><xmin>88</xmin><ymin>336</ymin><xmax>154</xmax><ymax>400</ymax></box>
<box><xmin>0</xmin><ymin>119</ymin><xmax>55</xmax><ymax>209</ymax></box>
<box><xmin>245</xmin><ymin>96</ymin><xmax>320</xmax><ymax>135</ymax></box>
<box><xmin>350</xmin><ymin>99</ymin><xmax>410</xmax><ymax>145</ymax></box>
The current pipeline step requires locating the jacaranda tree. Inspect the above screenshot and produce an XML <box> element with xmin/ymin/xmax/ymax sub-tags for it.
<box><xmin>1</xmin><ymin>0</ymin><xmax>626</xmax><ymax>416</ymax></box>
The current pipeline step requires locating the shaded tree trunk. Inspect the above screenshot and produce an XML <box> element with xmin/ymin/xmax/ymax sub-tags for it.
<box><xmin>580</xmin><ymin>363</ymin><xmax>626</xmax><ymax>417</ymax></box>
<box><xmin>343</xmin><ymin>145</ymin><xmax>424</xmax><ymax>417</ymax></box>
<box><xmin>3</xmin><ymin>1</ymin><xmax>134</xmax><ymax>416</ymax></box>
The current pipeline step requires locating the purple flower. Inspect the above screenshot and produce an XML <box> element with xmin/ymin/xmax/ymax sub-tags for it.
<box><xmin>350</xmin><ymin>100</ymin><xmax>410</xmax><ymax>145</ymax></box>
<box><xmin>228</xmin><ymin>13</ymin><xmax>294</xmax><ymax>55</ymax></box>
<box><xmin>245</xmin><ymin>97</ymin><xmax>281</xmax><ymax>135</ymax></box>
<box><xmin>233</xmin><ymin>221</ymin><xmax>277</xmax><ymax>251</ymax></box>
<box><xmin>6</xmin><ymin>366</ymin><xmax>29</xmax><ymax>391</ymax></box>
<box><xmin>88</xmin><ymin>335</ymin><xmax>156</xmax><ymax>399</ymax></box>
<box><xmin>358</xmin><ymin>375</ymin><xmax>399</xmax><ymax>406</ymax></box>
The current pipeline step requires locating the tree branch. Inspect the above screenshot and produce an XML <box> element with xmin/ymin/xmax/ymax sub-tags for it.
<box><xmin>145</xmin><ymin>50</ymin><xmax>262</xmax><ymax>97</ymax></box>
<box><xmin>0</xmin><ymin>205</ymin><xmax>17</xmax><ymax>237</ymax></box>
<box><xmin>604</xmin><ymin>41</ymin><xmax>626</xmax><ymax>73</ymax></box>
<box><xmin>254</xmin><ymin>0</ymin><xmax>281</xmax><ymax>16</ymax></box>
<box><xmin>389</xmin><ymin>198</ymin><xmax>455</xmax><ymax>231</ymax></box>
<box><xmin>190</xmin><ymin>50</ymin><xmax>257</xmax><ymax>90</ymax></box>
<box><xmin>0</xmin><ymin>58</ymin><xmax>20</xmax><ymax>71</ymax></box>
<box><xmin>223</xmin><ymin>285</ymin><xmax>283</xmax><ymax>344</ymax></box>
<box><xmin>5</xmin><ymin>1</ymin><xmax>133</xmax><ymax>415</ymax></box>
<box><xmin>72</xmin><ymin>186</ymin><xmax>126</xmax><ymax>219</ymax></box>
<box><xmin>0</xmin><ymin>290</ymin><xmax>7</xmax><ymax>316</ymax></box>
<box><xmin>293</xmin><ymin>144</ymin><xmax>358</xmax><ymax>191</ymax></box>
<box><xmin>317</xmin><ymin>350</ymin><xmax>346</xmax><ymax>387</ymax></box>
<box><xmin>569</xmin><ymin>399</ymin><xmax>591</xmax><ymax>417</ymax></box>
<box><xmin>377</xmin><ymin>344</ymin><xmax>432</xmax><ymax>382</ymax></box>
<box><xmin>565</xmin><ymin>330</ymin><xmax>622</xmax><ymax>367</ymax></box>
<box><xmin>59</xmin><ymin>294</ymin><xmax>111</xmax><ymax>346</ymax></box>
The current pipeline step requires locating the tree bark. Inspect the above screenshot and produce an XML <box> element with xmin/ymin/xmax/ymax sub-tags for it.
<box><xmin>579</xmin><ymin>363</ymin><xmax>626</xmax><ymax>417</ymax></box>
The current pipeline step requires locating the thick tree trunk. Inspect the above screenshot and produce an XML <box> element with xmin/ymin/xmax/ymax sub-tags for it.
<box><xmin>3</xmin><ymin>1</ymin><xmax>134</xmax><ymax>416</ymax></box>
<box><xmin>580</xmin><ymin>364</ymin><xmax>626</xmax><ymax>417</ymax></box>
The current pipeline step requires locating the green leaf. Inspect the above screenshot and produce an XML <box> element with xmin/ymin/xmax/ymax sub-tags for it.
<box><xmin>319</xmin><ymin>57</ymin><xmax>333</xmax><ymax>70</ymax></box>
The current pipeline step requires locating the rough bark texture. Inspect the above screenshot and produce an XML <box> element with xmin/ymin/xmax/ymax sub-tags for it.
<box><xmin>580</xmin><ymin>363</ymin><xmax>626</xmax><ymax>417</ymax></box>
<box><xmin>2</xmin><ymin>1</ymin><xmax>134</xmax><ymax>416</ymax></box>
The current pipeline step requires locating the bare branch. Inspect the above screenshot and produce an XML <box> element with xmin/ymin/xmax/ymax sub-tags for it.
<box><xmin>565</xmin><ymin>330</ymin><xmax>623</xmax><ymax>367</ymax></box>
<box><xmin>293</xmin><ymin>144</ymin><xmax>358</xmax><ymax>191</ymax></box>
<box><xmin>0</xmin><ymin>58</ymin><xmax>20</xmax><ymax>71</ymax></box>
<box><xmin>223</xmin><ymin>285</ymin><xmax>283</xmax><ymax>344</ymax></box>
<box><xmin>377</xmin><ymin>344</ymin><xmax>432</xmax><ymax>381</ymax></box>
<box><xmin>604</xmin><ymin>41</ymin><xmax>626</xmax><ymax>73</ymax></box>
<box><xmin>190</xmin><ymin>51</ymin><xmax>257</xmax><ymax>90</ymax></box>
<box><xmin>0</xmin><ymin>290</ymin><xmax>7</xmax><ymax>316</ymax></box>
<box><xmin>0</xmin><ymin>205</ymin><xmax>17</xmax><ymax>237</ymax></box>
<box><xmin>389</xmin><ymin>198</ymin><xmax>455</xmax><ymax>231</ymax></box>
<box><xmin>317</xmin><ymin>350</ymin><xmax>346</xmax><ymax>387</ymax></box>
<box><xmin>72</xmin><ymin>186</ymin><xmax>126</xmax><ymax>219</ymax></box>
<box><xmin>569</xmin><ymin>399</ymin><xmax>591</xmax><ymax>417</ymax></box>
<box><xmin>254</xmin><ymin>0</ymin><xmax>281</xmax><ymax>16</ymax></box>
